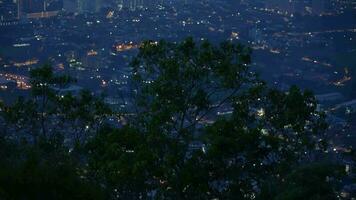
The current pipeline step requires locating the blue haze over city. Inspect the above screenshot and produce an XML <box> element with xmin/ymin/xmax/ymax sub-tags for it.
<box><xmin>0</xmin><ymin>0</ymin><xmax>356</xmax><ymax>197</ymax></box>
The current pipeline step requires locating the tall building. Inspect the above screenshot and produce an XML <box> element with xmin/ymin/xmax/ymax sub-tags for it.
<box><xmin>45</xmin><ymin>0</ymin><xmax>63</xmax><ymax>11</ymax></box>
<box><xmin>17</xmin><ymin>0</ymin><xmax>63</xmax><ymax>18</ymax></box>
<box><xmin>63</xmin><ymin>0</ymin><xmax>76</xmax><ymax>13</ymax></box>
<box><xmin>76</xmin><ymin>0</ymin><xmax>102</xmax><ymax>13</ymax></box>
<box><xmin>0</xmin><ymin>0</ymin><xmax>18</xmax><ymax>21</ymax></box>
<box><xmin>123</xmin><ymin>0</ymin><xmax>143</xmax><ymax>11</ymax></box>
<box><xmin>20</xmin><ymin>0</ymin><xmax>46</xmax><ymax>13</ymax></box>
<box><xmin>312</xmin><ymin>0</ymin><xmax>326</xmax><ymax>15</ymax></box>
<box><xmin>18</xmin><ymin>0</ymin><xmax>62</xmax><ymax>13</ymax></box>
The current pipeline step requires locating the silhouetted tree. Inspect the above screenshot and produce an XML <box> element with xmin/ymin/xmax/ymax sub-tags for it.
<box><xmin>86</xmin><ymin>38</ymin><xmax>336</xmax><ymax>199</ymax></box>
<box><xmin>0</xmin><ymin>39</ymin><xmax>342</xmax><ymax>200</ymax></box>
<box><xmin>0</xmin><ymin>137</ymin><xmax>106</xmax><ymax>200</ymax></box>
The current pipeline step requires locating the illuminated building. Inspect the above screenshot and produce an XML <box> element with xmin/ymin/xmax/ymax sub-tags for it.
<box><xmin>17</xmin><ymin>0</ymin><xmax>62</xmax><ymax>18</ymax></box>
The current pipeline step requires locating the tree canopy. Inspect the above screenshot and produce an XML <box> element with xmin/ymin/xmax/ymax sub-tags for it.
<box><xmin>0</xmin><ymin>38</ymin><xmax>343</xmax><ymax>199</ymax></box>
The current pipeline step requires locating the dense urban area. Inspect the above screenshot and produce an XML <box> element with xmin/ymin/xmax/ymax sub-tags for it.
<box><xmin>0</xmin><ymin>0</ymin><xmax>355</xmax><ymax>199</ymax></box>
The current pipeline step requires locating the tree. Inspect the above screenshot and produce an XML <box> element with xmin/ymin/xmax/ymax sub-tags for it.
<box><xmin>130</xmin><ymin>37</ymin><xmax>255</xmax><ymax>138</ymax></box>
<box><xmin>30</xmin><ymin>63</ymin><xmax>73</xmax><ymax>137</ymax></box>
<box><xmin>0</xmin><ymin>64</ymin><xmax>111</xmax><ymax>144</ymax></box>
<box><xmin>0</xmin><ymin>65</ymin><xmax>112</xmax><ymax>199</ymax></box>
<box><xmin>53</xmin><ymin>90</ymin><xmax>112</xmax><ymax>145</ymax></box>
<box><xmin>345</xmin><ymin>66</ymin><xmax>356</xmax><ymax>98</ymax></box>
<box><xmin>87</xmin><ymin>126</ymin><xmax>161</xmax><ymax>199</ymax></box>
<box><xmin>0</xmin><ymin>39</ymin><xmax>341</xmax><ymax>199</ymax></box>
<box><xmin>87</xmin><ymin>38</ymin><xmax>334</xmax><ymax>199</ymax></box>
<box><xmin>0</xmin><ymin>136</ymin><xmax>106</xmax><ymax>200</ymax></box>
<box><xmin>259</xmin><ymin>163</ymin><xmax>344</xmax><ymax>200</ymax></box>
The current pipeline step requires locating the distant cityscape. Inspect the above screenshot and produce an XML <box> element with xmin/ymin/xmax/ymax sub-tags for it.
<box><xmin>0</xmin><ymin>0</ymin><xmax>354</xmax><ymax>20</ymax></box>
<box><xmin>0</xmin><ymin>0</ymin><xmax>355</xmax><ymax>197</ymax></box>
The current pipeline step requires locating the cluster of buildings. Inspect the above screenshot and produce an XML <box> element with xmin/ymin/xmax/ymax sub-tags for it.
<box><xmin>65</xmin><ymin>0</ymin><xmax>166</xmax><ymax>13</ymax></box>
<box><xmin>0</xmin><ymin>0</ymin><xmax>167</xmax><ymax>23</ymax></box>
<box><xmin>255</xmin><ymin>0</ymin><xmax>355</xmax><ymax>16</ymax></box>
<box><xmin>0</xmin><ymin>0</ymin><xmax>63</xmax><ymax>22</ymax></box>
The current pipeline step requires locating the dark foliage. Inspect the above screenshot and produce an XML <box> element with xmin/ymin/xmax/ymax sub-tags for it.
<box><xmin>0</xmin><ymin>38</ymin><xmax>343</xmax><ymax>199</ymax></box>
